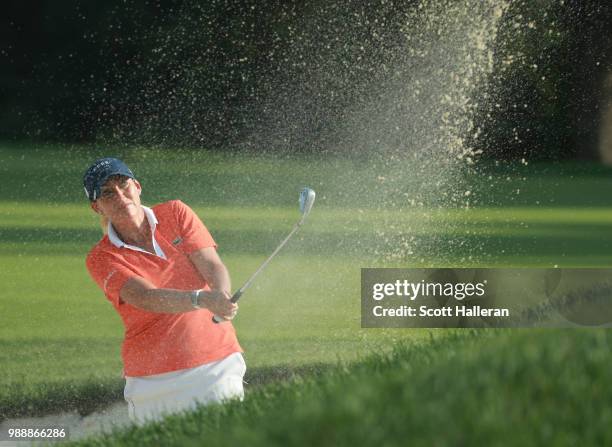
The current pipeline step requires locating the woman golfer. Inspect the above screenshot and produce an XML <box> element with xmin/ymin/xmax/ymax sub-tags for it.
<box><xmin>83</xmin><ymin>157</ymin><xmax>245</xmax><ymax>424</ymax></box>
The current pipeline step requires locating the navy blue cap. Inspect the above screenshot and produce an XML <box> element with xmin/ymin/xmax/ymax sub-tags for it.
<box><xmin>83</xmin><ymin>158</ymin><xmax>135</xmax><ymax>201</ymax></box>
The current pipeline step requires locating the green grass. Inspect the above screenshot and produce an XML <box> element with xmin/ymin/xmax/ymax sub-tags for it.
<box><xmin>69</xmin><ymin>329</ymin><xmax>612</xmax><ymax>447</ymax></box>
<box><xmin>1</xmin><ymin>143</ymin><xmax>612</xmax><ymax>442</ymax></box>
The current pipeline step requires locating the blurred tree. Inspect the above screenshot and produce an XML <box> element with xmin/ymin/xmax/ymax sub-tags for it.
<box><xmin>472</xmin><ymin>0</ymin><xmax>612</xmax><ymax>160</ymax></box>
<box><xmin>1</xmin><ymin>0</ymin><xmax>611</xmax><ymax>160</ymax></box>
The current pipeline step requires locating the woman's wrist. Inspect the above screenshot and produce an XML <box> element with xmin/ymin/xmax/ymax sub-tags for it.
<box><xmin>191</xmin><ymin>289</ymin><xmax>203</xmax><ymax>309</ymax></box>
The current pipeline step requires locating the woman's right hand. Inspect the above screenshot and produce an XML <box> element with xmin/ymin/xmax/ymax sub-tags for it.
<box><xmin>200</xmin><ymin>290</ymin><xmax>238</xmax><ymax>320</ymax></box>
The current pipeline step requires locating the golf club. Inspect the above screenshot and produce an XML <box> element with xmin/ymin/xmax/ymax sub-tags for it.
<box><xmin>212</xmin><ymin>187</ymin><xmax>316</xmax><ymax>323</ymax></box>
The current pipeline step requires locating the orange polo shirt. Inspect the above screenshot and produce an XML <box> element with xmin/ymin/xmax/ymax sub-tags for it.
<box><xmin>86</xmin><ymin>200</ymin><xmax>242</xmax><ymax>377</ymax></box>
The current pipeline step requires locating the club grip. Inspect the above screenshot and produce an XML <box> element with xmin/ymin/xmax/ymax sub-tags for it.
<box><xmin>211</xmin><ymin>290</ymin><xmax>243</xmax><ymax>324</ymax></box>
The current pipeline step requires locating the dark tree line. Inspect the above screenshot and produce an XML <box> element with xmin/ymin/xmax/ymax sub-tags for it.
<box><xmin>1</xmin><ymin>0</ymin><xmax>611</xmax><ymax>158</ymax></box>
<box><xmin>1</xmin><ymin>0</ymin><xmax>418</xmax><ymax>149</ymax></box>
<box><xmin>474</xmin><ymin>0</ymin><xmax>612</xmax><ymax>159</ymax></box>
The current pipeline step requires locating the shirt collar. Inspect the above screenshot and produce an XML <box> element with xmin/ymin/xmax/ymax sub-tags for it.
<box><xmin>107</xmin><ymin>205</ymin><xmax>158</xmax><ymax>248</ymax></box>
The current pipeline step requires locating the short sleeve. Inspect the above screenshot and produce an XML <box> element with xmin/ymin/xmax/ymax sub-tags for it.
<box><xmin>86</xmin><ymin>249</ymin><xmax>138</xmax><ymax>306</ymax></box>
<box><xmin>171</xmin><ymin>200</ymin><xmax>217</xmax><ymax>253</ymax></box>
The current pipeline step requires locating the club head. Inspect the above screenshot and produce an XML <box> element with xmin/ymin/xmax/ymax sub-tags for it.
<box><xmin>299</xmin><ymin>187</ymin><xmax>316</xmax><ymax>222</ymax></box>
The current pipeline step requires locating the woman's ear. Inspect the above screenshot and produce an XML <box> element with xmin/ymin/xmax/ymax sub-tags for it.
<box><xmin>90</xmin><ymin>201</ymin><xmax>101</xmax><ymax>214</ymax></box>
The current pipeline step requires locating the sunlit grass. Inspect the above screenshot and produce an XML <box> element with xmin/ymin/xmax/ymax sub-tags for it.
<box><xmin>2</xmin><ymin>145</ymin><xmax>612</xmax><ymax>422</ymax></box>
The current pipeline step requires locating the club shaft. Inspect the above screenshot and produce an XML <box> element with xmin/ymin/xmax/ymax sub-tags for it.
<box><xmin>231</xmin><ymin>221</ymin><xmax>303</xmax><ymax>303</ymax></box>
<box><xmin>212</xmin><ymin>189</ymin><xmax>314</xmax><ymax>323</ymax></box>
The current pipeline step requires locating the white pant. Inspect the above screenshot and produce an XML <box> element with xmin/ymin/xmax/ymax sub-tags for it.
<box><xmin>124</xmin><ymin>352</ymin><xmax>246</xmax><ymax>425</ymax></box>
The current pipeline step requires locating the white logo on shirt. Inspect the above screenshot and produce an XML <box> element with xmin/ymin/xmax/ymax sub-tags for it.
<box><xmin>103</xmin><ymin>269</ymin><xmax>117</xmax><ymax>292</ymax></box>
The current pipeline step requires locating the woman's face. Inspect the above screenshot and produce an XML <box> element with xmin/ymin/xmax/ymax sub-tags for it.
<box><xmin>91</xmin><ymin>175</ymin><xmax>143</xmax><ymax>223</ymax></box>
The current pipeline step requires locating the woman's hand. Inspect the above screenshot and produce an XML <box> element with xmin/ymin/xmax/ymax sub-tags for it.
<box><xmin>200</xmin><ymin>290</ymin><xmax>238</xmax><ymax>320</ymax></box>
